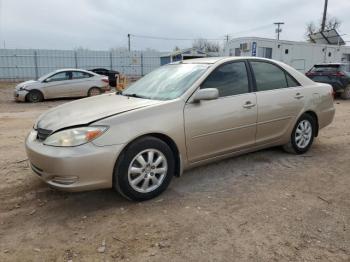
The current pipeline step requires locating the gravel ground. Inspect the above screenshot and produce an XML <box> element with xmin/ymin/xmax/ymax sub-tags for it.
<box><xmin>0</xmin><ymin>82</ymin><xmax>349</xmax><ymax>262</ymax></box>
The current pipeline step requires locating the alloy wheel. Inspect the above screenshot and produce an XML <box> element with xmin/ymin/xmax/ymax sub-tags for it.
<box><xmin>89</xmin><ymin>88</ymin><xmax>101</xmax><ymax>96</ymax></box>
<box><xmin>295</xmin><ymin>119</ymin><xmax>312</xmax><ymax>149</ymax></box>
<box><xmin>127</xmin><ymin>149</ymin><xmax>168</xmax><ymax>193</ymax></box>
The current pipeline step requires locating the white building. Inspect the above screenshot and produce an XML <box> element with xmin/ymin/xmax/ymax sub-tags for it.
<box><xmin>224</xmin><ymin>37</ymin><xmax>350</xmax><ymax>72</ymax></box>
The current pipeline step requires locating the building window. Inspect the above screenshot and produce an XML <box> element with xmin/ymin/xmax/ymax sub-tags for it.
<box><xmin>234</xmin><ymin>48</ymin><xmax>241</xmax><ymax>56</ymax></box>
<box><xmin>285</xmin><ymin>49</ymin><xmax>289</xmax><ymax>54</ymax></box>
<box><xmin>258</xmin><ymin>47</ymin><xmax>272</xmax><ymax>59</ymax></box>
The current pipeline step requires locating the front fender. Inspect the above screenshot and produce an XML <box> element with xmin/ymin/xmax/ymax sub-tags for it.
<box><xmin>91</xmin><ymin>99</ymin><xmax>189</xmax><ymax>168</ymax></box>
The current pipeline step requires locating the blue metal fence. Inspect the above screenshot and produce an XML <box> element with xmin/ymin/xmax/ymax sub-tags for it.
<box><xmin>0</xmin><ymin>49</ymin><xmax>162</xmax><ymax>81</ymax></box>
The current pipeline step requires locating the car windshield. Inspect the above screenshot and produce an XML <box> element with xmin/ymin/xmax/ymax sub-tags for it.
<box><xmin>38</xmin><ymin>71</ymin><xmax>59</xmax><ymax>81</ymax></box>
<box><xmin>121</xmin><ymin>63</ymin><xmax>209</xmax><ymax>100</ymax></box>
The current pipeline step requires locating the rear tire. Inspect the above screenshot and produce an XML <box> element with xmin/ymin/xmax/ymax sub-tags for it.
<box><xmin>283</xmin><ymin>114</ymin><xmax>315</xmax><ymax>154</ymax></box>
<box><xmin>113</xmin><ymin>137</ymin><xmax>175</xmax><ymax>201</ymax></box>
<box><xmin>88</xmin><ymin>87</ymin><xmax>102</xmax><ymax>97</ymax></box>
<box><xmin>340</xmin><ymin>85</ymin><xmax>350</xmax><ymax>100</ymax></box>
<box><xmin>26</xmin><ymin>90</ymin><xmax>43</xmax><ymax>103</ymax></box>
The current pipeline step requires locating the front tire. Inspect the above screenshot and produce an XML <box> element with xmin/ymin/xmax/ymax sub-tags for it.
<box><xmin>26</xmin><ymin>90</ymin><xmax>43</xmax><ymax>103</ymax></box>
<box><xmin>114</xmin><ymin>137</ymin><xmax>175</xmax><ymax>201</ymax></box>
<box><xmin>283</xmin><ymin>114</ymin><xmax>315</xmax><ymax>154</ymax></box>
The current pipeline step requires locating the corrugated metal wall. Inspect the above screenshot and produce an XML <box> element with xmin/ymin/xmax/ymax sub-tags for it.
<box><xmin>0</xmin><ymin>49</ymin><xmax>162</xmax><ymax>81</ymax></box>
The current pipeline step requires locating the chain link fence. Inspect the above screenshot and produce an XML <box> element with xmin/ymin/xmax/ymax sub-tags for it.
<box><xmin>0</xmin><ymin>49</ymin><xmax>163</xmax><ymax>82</ymax></box>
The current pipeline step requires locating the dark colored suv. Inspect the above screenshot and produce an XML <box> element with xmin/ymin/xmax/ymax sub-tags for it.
<box><xmin>91</xmin><ymin>68</ymin><xmax>119</xmax><ymax>87</ymax></box>
<box><xmin>306</xmin><ymin>63</ymin><xmax>350</xmax><ymax>99</ymax></box>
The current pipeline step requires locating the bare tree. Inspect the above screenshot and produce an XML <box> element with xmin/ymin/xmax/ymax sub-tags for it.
<box><xmin>325</xmin><ymin>17</ymin><xmax>341</xmax><ymax>30</ymax></box>
<box><xmin>192</xmin><ymin>38</ymin><xmax>220</xmax><ymax>52</ymax></box>
<box><xmin>305</xmin><ymin>16</ymin><xmax>342</xmax><ymax>42</ymax></box>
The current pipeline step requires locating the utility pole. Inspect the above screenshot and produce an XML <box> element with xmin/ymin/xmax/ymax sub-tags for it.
<box><xmin>127</xmin><ymin>34</ymin><xmax>131</xmax><ymax>52</ymax></box>
<box><xmin>321</xmin><ymin>0</ymin><xmax>328</xmax><ymax>32</ymax></box>
<box><xmin>274</xmin><ymin>22</ymin><xmax>284</xmax><ymax>40</ymax></box>
<box><xmin>224</xmin><ymin>34</ymin><xmax>229</xmax><ymax>44</ymax></box>
<box><xmin>224</xmin><ymin>34</ymin><xmax>229</xmax><ymax>52</ymax></box>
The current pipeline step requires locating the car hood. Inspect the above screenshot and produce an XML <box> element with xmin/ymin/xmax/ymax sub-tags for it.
<box><xmin>16</xmin><ymin>80</ymin><xmax>38</xmax><ymax>90</ymax></box>
<box><xmin>36</xmin><ymin>93</ymin><xmax>163</xmax><ymax>131</ymax></box>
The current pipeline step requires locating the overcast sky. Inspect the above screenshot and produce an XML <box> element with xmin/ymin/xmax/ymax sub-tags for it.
<box><xmin>0</xmin><ymin>0</ymin><xmax>349</xmax><ymax>51</ymax></box>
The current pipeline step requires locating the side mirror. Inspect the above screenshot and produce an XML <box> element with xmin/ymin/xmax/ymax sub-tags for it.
<box><xmin>192</xmin><ymin>88</ymin><xmax>219</xmax><ymax>103</ymax></box>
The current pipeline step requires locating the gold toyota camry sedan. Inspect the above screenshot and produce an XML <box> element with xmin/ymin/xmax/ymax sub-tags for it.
<box><xmin>26</xmin><ymin>57</ymin><xmax>335</xmax><ymax>201</ymax></box>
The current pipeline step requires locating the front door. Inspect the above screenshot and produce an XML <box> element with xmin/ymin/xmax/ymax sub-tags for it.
<box><xmin>184</xmin><ymin>61</ymin><xmax>257</xmax><ymax>163</ymax></box>
<box><xmin>43</xmin><ymin>71</ymin><xmax>72</xmax><ymax>98</ymax></box>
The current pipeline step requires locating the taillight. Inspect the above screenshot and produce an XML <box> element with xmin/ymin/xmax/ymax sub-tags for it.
<box><xmin>305</xmin><ymin>72</ymin><xmax>314</xmax><ymax>77</ymax></box>
<box><xmin>332</xmin><ymin>71</ymin><xmax>345</xmax><ymax>77</ymax></box>
<box><xmin>102</xmin><ymin>78</ymin><xmax>109</xmax><ymax>83</ymax></box>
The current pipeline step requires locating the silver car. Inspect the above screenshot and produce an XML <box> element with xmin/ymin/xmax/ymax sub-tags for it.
<box><xmin>14</xmin><ymin>69</ymin><xmax>110</xmax><ymax>102</ymax></box>
<box><xmin>25</xmin><ymin>57</ymin><xmax>335</xmax><ymax>201</ymax></box>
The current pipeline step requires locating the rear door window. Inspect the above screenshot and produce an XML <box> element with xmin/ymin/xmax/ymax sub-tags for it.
<box><xmin>72</xmin><ymin>71</ymin><xmax>93</xmax><ymax>79</ymax></box>
<box><xmin>250</xmin><ymin>61</ymin><xmax>300</xmax><ymax>91</ymax></box>
<box><xmin>251</xmin><ymin>61</ymin><xmax>287</xmax><ymax>91</ymax></box>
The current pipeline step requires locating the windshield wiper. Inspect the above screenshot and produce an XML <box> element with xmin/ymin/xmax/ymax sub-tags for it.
<box><xmin>116</xmin><ymin>91</ymin><xmax>148</xmax><ymax>99</ymax></box>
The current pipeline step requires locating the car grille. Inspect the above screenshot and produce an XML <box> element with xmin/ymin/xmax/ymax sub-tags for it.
<box><xmin>37</xmin><ymin>128</ymin><xmax>52</xmax><ymax>141</ymax></box>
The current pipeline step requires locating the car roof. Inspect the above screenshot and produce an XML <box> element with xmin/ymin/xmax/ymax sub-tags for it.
<box><xmin>180</xmin><ymin>57</ymin><xmax>226</xmax><ymax>64</ymax></box>
<box><xmin>180</xmin><ymin>56</ymin><xmax>280</xmax><ymax>65</ymax></box>
<box><xmin>52</xmin><ymin>68</ymin><xmax>97</xmax><ymax>74</ymax></box>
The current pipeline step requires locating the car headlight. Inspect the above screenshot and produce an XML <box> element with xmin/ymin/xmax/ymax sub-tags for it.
<box><xmin>43</xmin><ymin>126</ymin><xmax>108</xmax><ymax>147</ymax></box>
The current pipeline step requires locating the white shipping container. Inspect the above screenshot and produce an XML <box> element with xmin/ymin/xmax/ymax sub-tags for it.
<box><xmin>224</xmin><ymin>37</ymin><xmax>350</xmax><ymax>72</ymax></box>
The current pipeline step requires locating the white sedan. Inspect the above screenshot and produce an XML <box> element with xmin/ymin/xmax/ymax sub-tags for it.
<box><xmin>14</xmin><ymin>69</ymin><xmax>110</xmax><ymax>102</ymax></box>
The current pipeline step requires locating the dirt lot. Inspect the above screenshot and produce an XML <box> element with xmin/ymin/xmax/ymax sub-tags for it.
<box><xmin>0</xmin><ymin>82</ymin><xmax>349</xmax><ymax>262</ymax></box>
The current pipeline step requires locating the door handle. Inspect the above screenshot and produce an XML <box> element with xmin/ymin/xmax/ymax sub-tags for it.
<box><xmin>243</xmin><ymin>101</ymin><xmax>256</xmax><ymax>109</ymax></box>
<box><xmin>294</xmin><ymin>93</ymin><xmax>304</xmax><ymax>99</ymax></box>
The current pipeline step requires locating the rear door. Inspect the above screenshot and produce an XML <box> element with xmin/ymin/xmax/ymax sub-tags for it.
<box><xmin>70</xmin><ymin>71</ymin><xmax>95</xmax><ymax>96</ymax></box>
<box><xmin>249</xmin><ymin>61</ymin><xmax>304</xmax><ymax>145</ymax></box>
<box><xmin>43</xmin><ymin>71</ymin><xmax>72</xmax><ymax>98</ymax></box>
<box><xmin>184</xmin><ymin>61</ymin><xmax>257</xmax><ymax>163</ymax></box>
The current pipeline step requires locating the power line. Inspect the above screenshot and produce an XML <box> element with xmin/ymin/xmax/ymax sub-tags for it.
<box><xmin>129</xmin><ymin>24</ymin><xmax>275</xmax><ymax>42</ymax></box>
<box><xmin>130</xmin><ymin>34</ymin><xmax>223</xmax><ymax>41</ymax></box>
<box><xmin>228</xmin><ymin>24</ymin><xmax>274</xmax><ymax>37</ymax></box>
